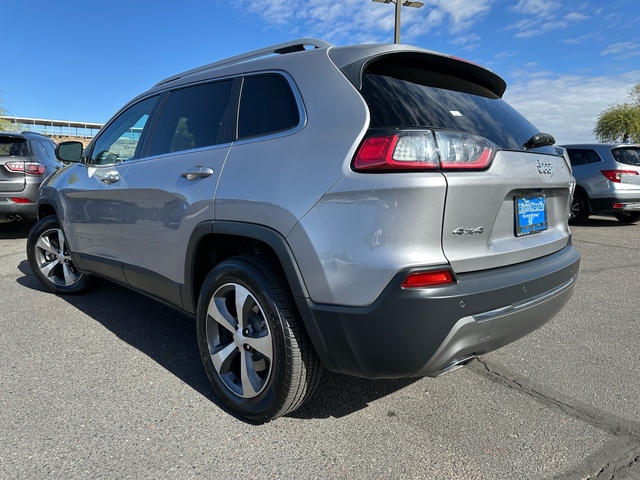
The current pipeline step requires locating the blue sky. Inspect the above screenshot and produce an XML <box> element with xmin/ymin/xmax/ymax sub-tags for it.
<box><xmin>1</xmin><ymin>0</ymin><xmax>639</xmax><ymax>143</ymax></box>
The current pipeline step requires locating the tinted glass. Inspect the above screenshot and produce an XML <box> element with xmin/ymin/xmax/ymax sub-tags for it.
<box><xmin>612</xmin><ymin>147</ymin><xmax>640</xmax><ymax>166</ymax></box>
<box><xmin>566</xmin><ymin>149</ymin><xmax>601</xmax><ymax>166</ymax></box>
<box><xmin>90</xmin><ymin>96</ymin><xmax>158</xmax><ymax>165</ymax></box>
<box><xmin>0</xmin><ymin>138</ymin><xmax>30</xmax><ymax>156</ymax></box>
<box><xmin>238</xmin><ymin>74</ymin><xmax>299</xmax><ymax>139</ymax></box>
<box><xmin>35</xmin><ymin>140</ymin><xmax>56</xmax><ymax>160</ymax></box>
<box><xmin>147</xmin><ymin>80</ymin><xmax>234</xmax><ymax>157</ymax></box>
<box><xmin>361</xmin><ymin>70</ymin><xmax>552</xmax><ymax>152</ymax></box>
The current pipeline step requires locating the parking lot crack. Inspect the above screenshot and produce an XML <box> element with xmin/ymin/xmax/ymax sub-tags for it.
<box><xmin>468</xmin><ymin>358</ymin><xmax>640</xmax><ymax>442</ymax></box>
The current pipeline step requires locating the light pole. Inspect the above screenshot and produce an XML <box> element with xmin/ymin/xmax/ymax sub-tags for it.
<box><xmin>372</xmin><ymin>0</ymin><xmax>424</xmax><ymax>44</ymax></box>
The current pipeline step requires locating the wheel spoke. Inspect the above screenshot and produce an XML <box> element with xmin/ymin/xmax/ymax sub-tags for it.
<box><xmin>239</xmin><ymin>349</ymin><xmax>261</xmax><ymax>398</ymax></box>
<box><xmin>234</xmin><ymin>284</ymin><xmax>254</xmax><ymax>331</ymax></box>
<box><xmin>211</xmin><ymin>342</ymin><xmax>237</xmax><ymax>374</ymax></box>
<box><xmin>208</xmin><ymin>296</ymin><xmax>237</xmax><ymax>334</ymax></box>
<box><xmin>61</xmin><ymin>262</ymin><xmax>80</xmax><ymax>286</ymax></box>
<box><xmin>245</xmin><ymin>334</ymin><xmax>273</xmax><ymax>361</ymax></box>
<box><xmin>35</xmin><ymin>235</ymin><xmax>57</xmax><ymax>256</ymax></box>
<box><xmin>40</xmin><ymin>258</ymin><xmax>61</xmax><ymax>277</ymax></box>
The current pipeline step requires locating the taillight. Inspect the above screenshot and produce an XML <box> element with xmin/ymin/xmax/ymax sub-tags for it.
<box><xmin>353</xmin><ymin>130</ymin><xmax>496</xmax><ymax>172</ymax></box>
<box><xmin>402</xmin><ymin>270</ymin><xmax>455</xmax><ymax>288</ymax></box>
<box><xmin>601</xmin><ymin>170</ymin><xmax>638</xmax><ymax>183</ymax></box>
<box><xmin>5</xmin><ymin>161</ymin><xmax>45</xmax><ymax>175</ymax></box>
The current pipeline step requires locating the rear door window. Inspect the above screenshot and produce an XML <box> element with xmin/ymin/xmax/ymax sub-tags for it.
<box><xmin>237</xmin><ymin>74</ymin><xmax>300</xmax><ymax>139</ymax></box>
<box><xmin>147</xmin><ymin>79</ymin><xmax>235</xmax><ymax>157</ymax></box>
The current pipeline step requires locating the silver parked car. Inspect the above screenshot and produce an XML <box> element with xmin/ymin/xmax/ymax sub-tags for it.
<box><xmin>562</xmin><ymin>143</ymin><xmax>640</xmax><ymax>224</ymax></box>
<box><xmin>0</xmin><ymin>131</ymin><xmax>61</xmax><ymax>223</ymax></box>
<box><xmin>27</xmin><ymin>39</ymin><xmax>580</xmax><ymax>422</ymax></box>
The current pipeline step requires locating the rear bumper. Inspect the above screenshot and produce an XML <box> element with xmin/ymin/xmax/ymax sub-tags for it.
<box><xmin>297</xmin><ymin>243</ymin><xmax>580</xmax><ymax>379</ymax></box>
<box><xmin>0</xmin><ymin>199</ymin><xmax>37</xmax><ymax>221</ymax></box>
<box><xmin>590</xmin><ymin>196</ymin><xmax>640</xmax><ymax>213</ymax></box>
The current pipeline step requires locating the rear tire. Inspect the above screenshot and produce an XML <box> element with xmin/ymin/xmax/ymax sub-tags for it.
<box><xmin>196</xmin><ymin>254</ymin><xmax>322</xmax><ymax>423</ymax></box>
<box><xmin>614</xmin><ymin>212</ymin><xmax>640</xmax><ymax>223</ymax></box>
<box><xmin>26</xmin><ymin>216</ymin><xmax>95</xmax><ymax>294</ymax></box>
<box><xmin>569</xmin><ymin>192</ymin><xmax>589</xmax><ymax>225</ymax></box>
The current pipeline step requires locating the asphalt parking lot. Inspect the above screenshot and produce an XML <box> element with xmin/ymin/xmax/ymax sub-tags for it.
<box><xmin>1</xmin><ymin>217</ymin><xmax>639</xmax><ymax>479</ymax></box>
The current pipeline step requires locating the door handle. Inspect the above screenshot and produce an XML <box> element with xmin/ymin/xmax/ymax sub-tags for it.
<box><xmin>181</xmin><ymin>166</ymin><xmax>214</xmax><ymax>180</ymax></box>
<box><xmin>101</xmin><ymin>173</ymin><xmax>120</xmax><ymax>185</ymax></box>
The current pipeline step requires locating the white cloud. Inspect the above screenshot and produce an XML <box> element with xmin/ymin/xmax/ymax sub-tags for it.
<box><xmin>504</xmin><ymin>71</ymin><xmax>640</xmax><ymax>143</ymax></box>
<box><xmin>236</xmin><ymin>0</ymin><xmax>494</xmax><ymax>44</ymax></box>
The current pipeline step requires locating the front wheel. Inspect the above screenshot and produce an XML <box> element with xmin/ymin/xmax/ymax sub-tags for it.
<box><xmin>26</xmin><ymin>216</ymin><xmax>95</xmax><ymax>294</ymax></box>
<box><xmin>196</xmin><ymin>254</ymin><xmax>322</xmax><ymax>423</ymax></box>
<box><xmin>614</xmin><ymin>212</ymin><xmax>640</xmax><ymax>223</ymax></box>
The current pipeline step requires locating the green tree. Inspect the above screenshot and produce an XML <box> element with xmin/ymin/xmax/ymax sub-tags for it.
<box><xmin>594</xmin><ymin>82</ymin><xmax>640</xmax><ymax>143</ymax></box>
<box><xmin>0</xmin><ymin>97</ymin><xmax>15</xmax><ymax>131</ymax></box>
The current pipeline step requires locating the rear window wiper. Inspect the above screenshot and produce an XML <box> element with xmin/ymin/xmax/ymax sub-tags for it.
<box><xmin>523</xmin><ymin>133</ymin><xmax>555</xmax><ymax>150</ymax></box>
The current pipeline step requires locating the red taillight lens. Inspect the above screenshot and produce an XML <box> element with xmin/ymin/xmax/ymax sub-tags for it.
<box><xmin>353</xmin><ymin>130</ymin><xmax>496</xmax><ymax>172</ymax></box>
<box><xmin>402</xmin><ymin>270</ymin><xmax>455</xmax><ymax>288</ymax></box>
<box><xmin>601</xmin><ymin>170</ymin><xmax>639</xmax><ymax>183</ymax></box>
<box><xmin>11</xmin><ymin>198</ymin><xmax>32</xmax><ymax>204</ymax></box>
<box><xmin>5</xmin><ymin>161</ymin><xmax>45</xmax><ymax>175</ymax></box>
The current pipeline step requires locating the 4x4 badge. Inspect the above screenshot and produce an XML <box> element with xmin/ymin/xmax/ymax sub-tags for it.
<box><xmin>452</xmin><ymin>227</ymin><xmax>485</xmax><ymax>235</ymax></box>
<box><xmin>537</xmin><ymin>159</ymin><xmax>554</xmax><ymax>176</ymax></box>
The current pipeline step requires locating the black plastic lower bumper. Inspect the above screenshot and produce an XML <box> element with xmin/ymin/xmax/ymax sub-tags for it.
<box><xmin>296</xmin><ymin>243</ymin><xmax>580</xmax><ymax>379</ymax></box>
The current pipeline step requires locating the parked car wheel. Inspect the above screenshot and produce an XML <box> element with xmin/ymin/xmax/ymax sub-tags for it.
<box><xmin>613</xmin><ymin>212</ymin><xmax>640</xmax><ymax>223</ymax></box>
<box><xmin>26</xmin><ymin>216</ymin><xmax>95</xmax><ymax>294</ymax></box>
<box><xmin>569</xmin><ymin>192</ymin><xmax>590</xmax><ymax>225</ymax></box>
<box><xmin>196</xmin><ymin>254</ymin><xmax>322</xmax><ymax>423</ymax></box>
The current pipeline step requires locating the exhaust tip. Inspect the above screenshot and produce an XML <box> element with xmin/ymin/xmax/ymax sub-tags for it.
<box><xmin>435</xmin><ymin>354</ymin><xmax>477</xmax><ymax>377</ymax></box>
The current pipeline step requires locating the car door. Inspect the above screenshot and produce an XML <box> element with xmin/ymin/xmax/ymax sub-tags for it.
<box><xmin>118</xmin><ymin>79</ymin><xmax>236</xmax><ymax>306</ymax></box>
<box><xmin>60</xmin><ymin>96</ymin><xmax>159</xmax><ymax>283</ymax></box>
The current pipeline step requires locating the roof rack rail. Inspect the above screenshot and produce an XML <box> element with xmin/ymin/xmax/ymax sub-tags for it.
<box><xmin>155</xmin><ymin>38</ymin><xmax>333</xmax><ymax>87</ymax></box>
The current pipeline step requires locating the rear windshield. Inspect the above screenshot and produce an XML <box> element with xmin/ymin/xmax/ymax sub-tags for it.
<box><xmin>612</xmin><ymin>147</ymin><xmax>640</xmax><ymax>166</ymax></box>
<box><xmin>360</xmin><ymin>67</ymin><xmax>554</xmax><ymax>153</ymax></box>
<box><xmin>0</xmin><ymin>138</ymin><xmax>31</xmax><ymax>156</ymax></box>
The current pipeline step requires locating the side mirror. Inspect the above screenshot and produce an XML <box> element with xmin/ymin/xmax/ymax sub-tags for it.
<box><xmin>56</xmin><ymin>141</ymin><xmax>83</xmax><ymax>163</ymax></box>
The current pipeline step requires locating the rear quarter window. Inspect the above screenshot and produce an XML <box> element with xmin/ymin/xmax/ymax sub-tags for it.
<box><xmin>566</xmin><ymin>149</ymin><xmax>601</xmax><ymax>166</ymax></box>
<box><xmin>237</xmin><ymin>74</ymin><xmax>300</xmax><ymax>140</ymax></box>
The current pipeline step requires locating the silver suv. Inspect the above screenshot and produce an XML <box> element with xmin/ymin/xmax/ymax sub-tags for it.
<box><xmin>0</xmin><ymin>131</ymin><xmax>61</xmax><ymax>223</ymax></box>
<box><xmin>562</xmin><ymin>143</ymin><xmax>640</xmax><ymax>224</ymax></box>
<box><xmin>27</xmin><ymin>39</ymin><xmax>580</xmax><ymax>423</ymax></box>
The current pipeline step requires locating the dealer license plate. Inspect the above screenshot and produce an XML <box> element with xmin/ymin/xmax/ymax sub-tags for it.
<box><xmin>515</xmin><ymin>194</ymin><xmax>548</xmax><ymax>236</ymax></box>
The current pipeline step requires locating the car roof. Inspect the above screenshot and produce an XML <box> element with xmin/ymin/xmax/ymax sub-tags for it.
<box><xmin>150</xmin><ymin>38</ymin><xmax>507</xmax><ymax>98</ymax></box>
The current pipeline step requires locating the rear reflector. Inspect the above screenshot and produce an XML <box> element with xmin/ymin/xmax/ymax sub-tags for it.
<box><xmin>601</xmin><ymin>170</ymin><xmax>639</xmax><ymax>183</ymax></box>
<box><xmin>402</xmin><ymin>270</ymin><xmax>455</xmax><ymax>288</ymax></box>
<box><xmin>11</xmin><ymin>198</ymin><xmax>32</xmax><ymax>204</ymax></box>
<box><xmin>354</xmin><ymin>130</ymin><xmax>496</xmax><ymax>172</ymax></box>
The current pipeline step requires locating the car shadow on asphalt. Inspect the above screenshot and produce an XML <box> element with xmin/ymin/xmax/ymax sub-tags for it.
<box><xmin>572</xmin><ymin>216</ymin><xmax>640</xmax><ymax>228</ymax></box>
<box><xmin>0</xmin><ymin>222</ymin><xmax>33</xmax><ymax>239</ymax></box>
<box><xmin>16</xmin><ymin>259</ymin><xmax>417</xmax><ymax>422</ymax></box>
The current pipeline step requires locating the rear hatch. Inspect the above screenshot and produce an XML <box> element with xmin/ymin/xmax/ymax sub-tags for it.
<box><xmin>611</xmin><ymin>145</ymin><xmax>640</xmax><ymax>190</ymax></box>
<box><xmin>0</xmin><ymin>136</ymin><xmax>29</xmax><ymax>193</ymax></box>
<box><xmin>346</xmin><ymin>50</ymin><xmax>573</xmax><ymax>273</ymax></box>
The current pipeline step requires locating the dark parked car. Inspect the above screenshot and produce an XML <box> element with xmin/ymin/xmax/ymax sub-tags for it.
<box><xmin>0</xmin><ymin>131</ymin><xmax>62</xmax><ymax>222</ymax></box>
<box><xmin>562</xmin><ymin>143</ymin><xmax>640</xmax><ymax>224</ymax></box>
<box><xmin>27</xmin><ymin>39</ymin><xmax>580</xmax><ymax>422</ymax></box>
